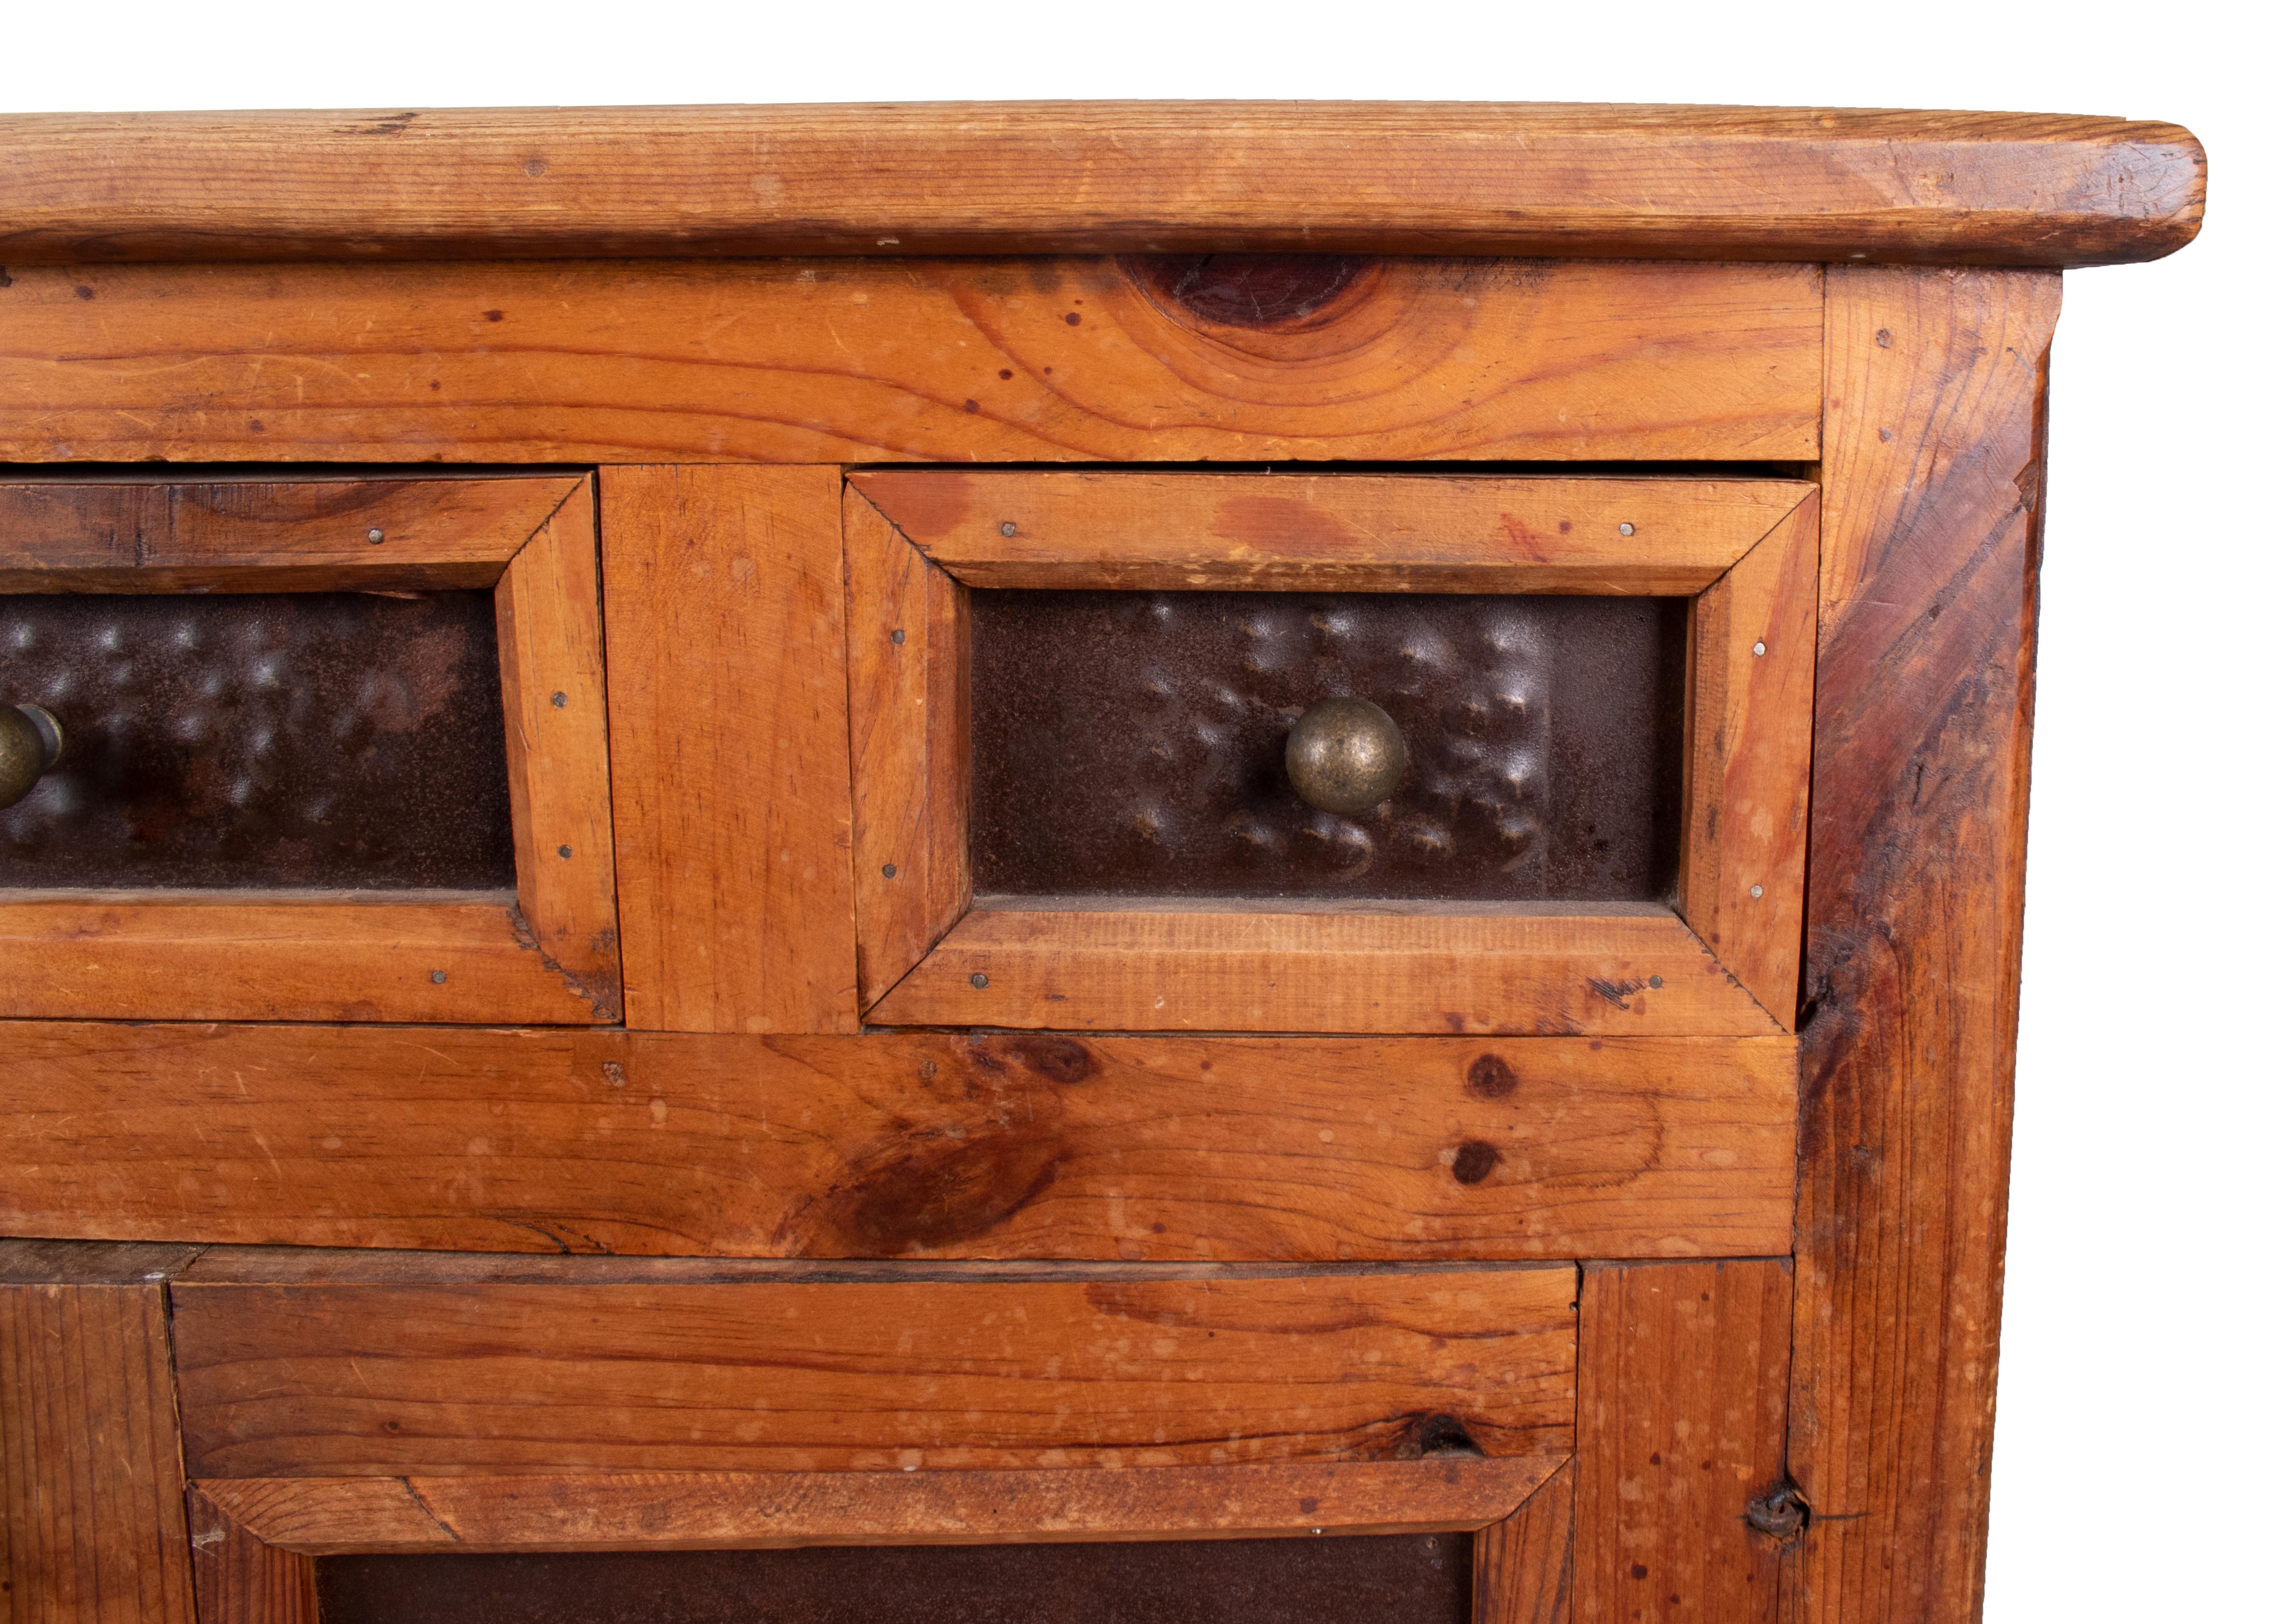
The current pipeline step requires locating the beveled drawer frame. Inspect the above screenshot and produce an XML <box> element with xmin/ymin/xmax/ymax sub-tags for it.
<box><xmin>846</xmin><ymin>470</ymin><xmax>1817</xmax><ymax>1034</ymax></box>
<box><xmin>0</xmin><ymin>474</ymin><xmax>622</xmax><ymax>1023</ymax></box>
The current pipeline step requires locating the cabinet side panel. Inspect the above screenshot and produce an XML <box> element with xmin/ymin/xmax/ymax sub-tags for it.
<box><xmin>1790</xmin><ymin>266</ymin><xmax>2060</xmax><ymax>1622</ymax></box>
<box><xmin>601</xmin><ymin>465</ymin><xmax>857</xmax><ymax>1034</ymax></box>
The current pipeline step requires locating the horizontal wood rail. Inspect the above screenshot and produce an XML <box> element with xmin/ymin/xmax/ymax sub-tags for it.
<box><xmin>2</xmin><ymin>1023</ymin><xmax>1798</xmax><ymax>1260</ymax></box>
<box><xmin>0</xmin><ymin>102</ymin><xmax>2201</xmax><ymax>267</ymax></box>
<box><xmin>192</xmin><ymin>1457</ymin><xmax>1565</xmax><ymax>1552</ymax></box>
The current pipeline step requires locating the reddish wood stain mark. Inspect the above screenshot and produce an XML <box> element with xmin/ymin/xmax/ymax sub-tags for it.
<box><xmin>868</xmin><ymin>472</ymin><xmax>972</xmax><ymax>541</ymax></box>
<box><xmin>1498</xmin><ymin>513</ymin><xmax>1558</xmax><ymax>562</ymax></box>
<box><xmin>1209</xmin><ymin>494</ymin><xmax>1356</xmax><ymax>554</ymax></box>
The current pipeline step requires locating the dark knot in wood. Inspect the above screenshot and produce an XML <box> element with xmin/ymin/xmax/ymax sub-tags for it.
<box><xmin>1127</xmin><ymin>253</ymin><xmax>1367</xmax><ymax>328</ymax></box>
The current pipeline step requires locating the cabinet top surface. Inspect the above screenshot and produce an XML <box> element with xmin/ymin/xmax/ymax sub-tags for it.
<box><xmin>0</xmin><ymin>100</ymin><xmax>2203</xmax><ymax>268</ymax></box>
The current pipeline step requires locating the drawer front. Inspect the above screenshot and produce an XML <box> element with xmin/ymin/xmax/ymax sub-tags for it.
<box><xmin>848</xmin><ymin>470</ymin><xmax>1817</xmax><ymax>1036</ymax></box>
<box><xmin>168</xmin><ymin>1261</ymin><xmax>1578</xmax><ymax>1476</ymax></box>
<box><xmin>0</xmin><ymin>475</ymin><xmax>620</xmax><ymax>1022</ymax></box>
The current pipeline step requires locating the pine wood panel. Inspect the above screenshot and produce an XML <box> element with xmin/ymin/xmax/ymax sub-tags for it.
<box><xmin>851</xmin><ymin>471</ymin><xmax>1813</xmax><ymax>594</ymax></box>
<box><xmin>170</xmin><ymin>1260</ymin><xmax>1577</xmax><ymax>1477</ymax></box>
<box><xmin>493</xmin><ymin>477</ymin><xmax>621</xmax><ymax>1012</ymax></box>
<box><xmin>0</xmin><ymin>473</ymin><xmax>618</xmax><ymax>1024</ymax></box>
<box><xmin>601</xmin><ymin>464</ymin><xmax>857</xmax><ymax>1034</ymax></box>
<box><xmin>0</xmin><ymin>474</ymin><xmax>578</xmax><ymax>592</ymax></box>
<box><xmin>0</xmin><ymin>1022</ymin><xmax>1797</xmax><ymax>1260</ymax></box>
<box><xmin>1576</xmin><ymin>1261</ymin><xmax>1793</xmax><ymax>1624</ymax></box>
<box><xmin>870</xmin><ymin>905</ymin><xmax>1780</xmax><ymax>1036</ymax></box>
<box><xmin>0</xmin><ymin>1244</ymin><xmax>198</xmax><ymax>1624</ymax></box>
<box><xmin>0</xmin><ymin>896</ymin><xmax>606</xmax><ymax>1023</ymax></box>
<box><xmin>847</xmin><ymin>470</ymin><xmax>1811</xmax><ymax>1028</ymax></box>
<box><xmin>195</xmin><ymin>1456</ymin><xmax>1558</xmax><ymax>1554</ymax></box>
<box><xmin>1678</xmin><ymin>493</ymin><xmax>1819</xmax><ymax>1025</ymax></box>
<box><xmin>0</xmin><ymin>258</ymin><xmax>1821</xmax><ymax>465</ymax></box>
<box><xmin>184</xmin><ymin>1490</ymin><xmax>316</xmax><ymax>1624</ymax></box>
<box><xmin>1475</xmin><ymin>1459</ymin><xmax>1575</xmax><ymax>1624</ymax></box>
<box><xmin>1787</xmin><ymin>268</ymin><xmax>2062</xmax><ymax>1623</ymax></box>
<box><xmin>0</xmin><ymin>104</ymin><xmax>2202</xmax><ymax>266</ymax></box>
<box><xmin>845</xmin><ymin>485</ymin><xmax>969</xmax><ymax>1008</ymax></box>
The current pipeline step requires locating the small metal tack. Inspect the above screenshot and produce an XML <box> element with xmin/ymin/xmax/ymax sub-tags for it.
<box><xmin>970</xmin><ymin>972</ymin><xmax>990</xmax><ymax>989</ymax></box>
<box><xmin>558</xmin><ymin>845</ymin><xmax>573</xmax><ymax>859</ymax></box>
<box><xmin>551</xmin><ymin>691</ymin><xmax>568</xmax><ymax>708</ymax></box>
<box><xmin>1618</xmin><ymin>522</ymin><xmax>1635</xmax><ymax>536</ymax></box>
<box><xmin>882</xmin><ymin>863</ymin><xmax>898</xmax><ymax>878</ymax></box>
<box><xmin>890</xmin><ymin>628</ymin><xmax>906</xmax><ymax>645</ymax></box>
<box><xmin>1753</xmin><ymin>640</ymin><xmax>1768</xmax><ymax>657</ymax></box>
<box><xmin>1648</xmin><ymin>975</ymin><xmax>1664</xmax><ymax>989</ymax></box>
<box><xmin>430</xmin><ymin>971</ymin><xmax>448</xmax><ymax>984</ymax></box>
<box><xmin>1750</xmin><ymin>884</ymin><xmax>1764</xmax><ymax>899</ymax></box>
<box><xmin>1000</xmin><ymin>521</ymin><xmax>1018</xmax><ymax>536</ymax></box>
<box><xmin>367</xmin><ymin>528</ymin><xmax>385</xmax><ymax>544</ymax></box>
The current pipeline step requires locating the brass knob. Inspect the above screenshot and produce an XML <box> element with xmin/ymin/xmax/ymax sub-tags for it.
<box><xmin>0</xmin><ymin>704</ymin><xmax>63</xmax><ymax>812</ymax></box>
<box><xmin>1285</xmin><ymin>697</ymin><xmax>1405</xmax><ymax>815</ymax></box>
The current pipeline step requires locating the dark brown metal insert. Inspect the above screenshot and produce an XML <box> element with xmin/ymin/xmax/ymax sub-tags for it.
<box><xmin>970</xmin><ymin>589</ymin><xmax>1684</xmax><ymax>902</ymax></box>
<box><xmin>0</xmin><ymin>590</ymin><xmax>515</xmax><ymax>890</ymax></box>
<box><xmin>315</xmin><ymin>1532</ymin><xmax>1473</xmax><ymax>1624</ymax></box>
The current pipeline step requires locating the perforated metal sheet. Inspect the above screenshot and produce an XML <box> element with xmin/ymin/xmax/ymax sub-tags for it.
<box><xmin>0</xmin><ymin>591</ymin><xmax>515</xmax><ymax>889</ymax></box>
<box><xmin>317</xmin><ymin>1533</ymin><xmax>1473</xmax><ymax>1624</ymax></box>
<box><xmin>970</xmin><ymin>589</ymin><xmax>1683</xmax><ymax>901</ymax></box>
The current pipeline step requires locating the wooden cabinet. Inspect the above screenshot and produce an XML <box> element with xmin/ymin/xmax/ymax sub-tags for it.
<box><xmin>0</xmin><ymin>102</ymin><xmax>2203</xmax><ymax>1624</ymax></box>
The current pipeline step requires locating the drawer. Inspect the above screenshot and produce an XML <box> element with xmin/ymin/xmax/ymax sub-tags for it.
<box><xmin>0</xmin><ymin>474</ymin><xmax>619</xmax><ymax>1022</ymax></box>
<box><xmin>846</xmin><ymin>470</ymin><xmax>1816</xmax><ymax>1034</ymax></box>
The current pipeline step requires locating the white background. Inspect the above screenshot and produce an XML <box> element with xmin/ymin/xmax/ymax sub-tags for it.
<box><xmin>3</xmin><ymin>5</ymin><xmax>2280</xmax><ymax>1616</ymax></box>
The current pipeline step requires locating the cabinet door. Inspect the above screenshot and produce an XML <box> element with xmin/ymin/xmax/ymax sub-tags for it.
<box><xmin>847</xmin><ymin>471</ymin><xmax>1816</xmax><ymax>1035</ymax></box>
<box><xmin>0</xmin><ymin>475</ymin><xmax>619</xmax><ymax>1022</ymax></box>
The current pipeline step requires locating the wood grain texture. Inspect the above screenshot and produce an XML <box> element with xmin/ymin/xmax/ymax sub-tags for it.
<box><xmin>196</xmin><ymin>1456</ymin><xmax>1559</xmax><ymax>1554</ymax></box>
<box><xmin>1475</xmin><ymin>1458</ymin><xmax>1575</xmax><ymax>1624</ymax></box>
<box><xmin>870</xmin><ymin>904</ymin><xmax>1781</xmax><ymax>1036</ymax></box>
<box><xmin>493</xmin><ymin>477</ymin><xmax>621</xmax><ymax>1015</ymax></box>
<box><xmin>0</xmin><ymin>103</ymin><xmax>2203</xmax><ymax>266</ymax></box>
<box><xmin>0</xmin><ymin>895</ymin><xmax>608</xmax><ymax>1023</ymax></box>
<box><xmin>1787</xmin><ymin>268</ymin><xmax>2062</xmax><ymax>1624</ymax></box>
<box><xmin>0</xmin><ymin>475</ymin><xmax>578</xmax><ymax>592</ymax></box>
<box><xmin>0</xmin><ymin>472</ymin><xmax>615</xmax><ymax>1025</ymax></box>
<box><xmin>1576</xmin><ymin>1261</ymin><xmax>1793</xmax><ymax>1624</ymax></box>
<box><xmin>0</xmin><ymin>1022</ymin><xmax>1797</xmax><ymax>1260</ymax></box>
<box><xmin>0</xmin><ymin>258</ymin><xmax>1821</xmax><ymax>464</ymax></box>
<box><xmin>185</xmin><ymin>1489</ymin><xmax>316</xmax><ymax>1624</ymax></box>
<box><xmin>844</xmin><ymin>486</ymin><xmax>968</xmax><ymax>1008</ymax></box>
<box><xmin>1678</xmin><ymin>494</ymin><xmax>1819</xmax><ymax>1025</ymax></box>
<box><xmin>0</xmin><ymin>1247</ymin><xmax>197</xmax><ymax>1624</ymax></box>
<box><xmin>170</xmin><ymin>1262</ymin><xmax>1577</xmax><ymax>1477</ymax></box>
<box><xmin>601</xmin><ymin>465</ymin><xmax>857</xmax><ymax>1034</ymax></box>
<box><xmin>852</xmin><ymin>471</ymin><xmax>1813</xmax><ymax>594</ymax></box>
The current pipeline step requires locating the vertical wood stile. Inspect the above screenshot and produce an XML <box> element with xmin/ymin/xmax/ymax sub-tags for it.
<box><xmin>493</xmin><ymin>475</ymin><xmax>623</xmax><ymax>1016</ymax></box>
<box><xmin>843</xmin><ymin>486</ymin><xmax>970</xmax><ymax>1008</ymax></box>
<box><xmin>1789</xmin><ymin>265</ymin><xmax>2062</xmax><ymax>1623</ymax></box>
<box><xmin>1576</xmin><ymin>1260</ymin><xmax>1794</xmax><ymax>1624</ymax></box>
<box><xmin>0</xmin><ymin>1246</ymin><xmax>199</xmax><ymax>1624</ymax></box>
<box><xmin>600</xmin><ymin>465</ymin><xmax>858</xmax><ymax>1033</ymax></box>
<box><xmin>1475</xmin><ymin>1458</ymin><xmax>1576</xmax><ymax>1624</ymax></box>
<box><xmin>185</xmin><ymin>1489</ymin><xmax>315</xmax><ymax>1624</ymax></box>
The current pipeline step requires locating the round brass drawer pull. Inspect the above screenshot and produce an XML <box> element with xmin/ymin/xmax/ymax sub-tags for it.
<box><xmin>1285</xmin><ymin>697</ymin><xmax>1406</xmax><ymax>815</ymax></box>
<box><xmin>0</xmin><ymin>704</ymin><xmax>64</xmax><ymax>811</ymax></box>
